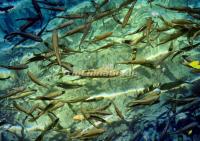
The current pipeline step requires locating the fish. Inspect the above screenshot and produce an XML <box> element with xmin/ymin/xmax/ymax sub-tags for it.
<box><xmin>121</xmin><ymin>1</ymin><xmax>136</xmax><ymax>28</ymax></box>
<box><xmin>83</xmin><ymin>103</ymin><xmax>112</xmax><ymax>117</ymax></box>
<box><xmin>40</xmin><ymin>6</ymin><xmax>65</xmax><ymax>12</ymax></box>
<box><xmin>31</xmin><ymin>101</ymin><xmax>59</xmax><ymax>121</ymax></box>
<box><xmin>39</xmin><ymin>50</ymin><xmax>58</xmax><ymax>59</ymax></box>
<box><xmin>88</xmin><ymin>110</ymin><xmax>112</xmax><ymax>116</ymax></box>
<box><xmin>10</xmin><ymin>89</ymin><xmax>37</xmax><ymax>99</ymax></box>
<box><xmin>47</xmin><ymin>112</ymin><xmax>63</xmax><ymax>130</ymax></box>
<box><xmin>117</xmin><ymin>59</ymin><xmax>155</xmax><ymax>68</ymax></box>
<box><xmin>50</xmin><ymin>102</ymin><xmax>64</xmax><ymax>111</ymax></box>
<box><xmin>92</xmin><ymin>42</ymin><xmax>115</xmax><ymax>51</ymax></box>
<box><xmin>4</xmin><ymin>32</ymin><xmax>43</xmax><ymax>42</ymax></box>
<box><xmin>158</xmin><ymin>29</ymin><xmax>188</xmax><ymax>45</ymax></box>
<box><xmin>156</xmin><ymin>4</ymin><xmax>200</xmax><ymax>14</ymax></box>
<box><xmin>30</xmin><ymin>96</ymin><xmax>55</xmax><ymax>101</ymax></box>
<box><xmin>52</xmin><ymin>30</ymin><xmax>61</xmax><ymax>66</ymax></box>
<box><xmin>17</xmin><ymin>17</ymin><xmax>40</xmax><ymax>32</ymax></box>
<box><xmin>32</xmin><ymin>0</ymin><xmax>42</xmax><ymax>19</ymax></box>
<box><xmin>84</xmin><ymin>96</ymin><xmax>104</xmax><ymax>102</ymax></box>
<box><xmin>16</xmin><ymin>17</ymin><xmax>40</xmax><ymax>21</ymax></box>
<box><xmin>27</xmin><ymin>71</ymin><xmax>48</xmax><ymax>88</ymax></box>
<box><xmin>68</xmin><ymin>129</ymin><xmax>83</xmax><ymax>139</ymax></box>
<box><xmin>0</xmin><ymin>87</ymin><xmax>26</xmax><ymax>100</ymax></box>
<box><xmin>91</xmin><ymin>32</ymin><xmax>113</xmax><ymax>43</ymax></box>
<box><xmin>111</xmin><ymin>101</ymin><xmax>125</xmax><ymax>120</ymax></box>
<box><xmin>25</xmin><ymin>50</ymin><xmax>56</xmax><ymax>64</ymax></box>
<box><xmin>0</xmin><ymin>64</ymin><xmax>28</xmax><ymax>70</ymax></box>
<box><xmin>35</xmin><ymin>118</ymin><xmax>59</xmax><ymax>141</ymax></box>
<box><xmin>92</xmin><ymin>8</ymin><xmax>118</xmax><ymax>21</ymax></box>
<box><xmin>89</xmin><ymin>114</ymin><xmax>109</xmax><ymax>124</ymax></box>
<box><xmin>158</xmin><ymin>15</ymin><xmax>176</xmax><ymax>28</ymax></box>
<box><xmin>19</xmin><ymin>17</ymin><xmax>40</xmax><ymax>32</ymax></box>
<box><xmin>80</xmin><ymin>128</ymin><xmax>105</xmax><ymax>139</ymax></box>
<box><xmin>25</xmin><ymin>54</ymin><xmax>47</xmax><ymax>64</ymax></box>
<box><xmin>56</xmin><ymin>82</ymin><xmax>83</xmax><ymax>89</ymax></box>
<box><xmin>29</xmin><ymin>104</ymin><xmax>45</xmax><ymax>113</ymax></box>
<box><xmin>33</xmin><ymin>90</ymin><xmax>65</xmax><ymax>100</ymax></box>
<box><xmin>59</xmin><ymin>43</ymin><xmax>82</xmax><ymax>54</ymax></box>
<box><xmin>13</xmin><ymin>101</ymin><xmax>34</xmax><ymax>118</ymax></box>
<box><xmin>156</xmin><ymin>25</ymin><xmax>171</xmax><ymax>32</ymax></box>
<box><xmin>160</xmin><ymin>80</ymin><xmax>189</xmax><ymax>90</ymax></box>
<box><xmin>123</xmin><ymin>34</ymin><xmax>145</xmax><ymax>45</ymax></box>
<box><xmin>171</xmin><ymin>19</ymin><xmax>195</xmax><ymax>25</ymax></box>
<box><xmin>84</xmin><ymin>106</ymin><xmax>112</xmax><ymax>117</ymax></box>
<box><xmin>56</xmin><ymin>13</ymin><xmax>89</xmax><ymax>19</ymax></box>
<box><xmin>127</xmin><ymin>92</ymin><xmax>160</xmax><ymax>107</ymax></box>
<box><xmin>94</xmin><ymin>102</ymin><xmax>112</xmax><ymax>111</ymax></box>
<box><xmin>127</xmin><ymin>24</ymin><xmax>147</xmax><ymax>35</ymax></box>
<box><xmin>46</xmin><ymin>20</ymin><xmax>74</xmax><ymax>32</ymax></box>
<box><xmin>119</xmin><ymin>43</ymin><xmax>173</xmax><ymax>68</ymax></box>
<box><xmin>0</xmin><ymin>5</ymin><xmax>14</xmax><ymax>13</ymax></box>
<box><xmin>73</xmin><ymin>128</ymin><xmax>105</xmax><ymax>139</ymax></box>
<box><xmin>80</xmin><ymin>109</ymin><xmax>98</xmax><ymax>128</ymax></box>
<box><xmin>61</xmin><ymin>24</ymin><xmax>85</xmax><ymax>38</ymax></box>
<box><xmin>13</xmin><ymin>18</ymin><xmax>49</xmax><ymax>48</ymax></box>
<box><xmin>159</xmin><ymin>16</ymin><xmax>196</xmax><ymax>30</ymax></box>
<box><xmin>45</xmin><ymin>118</ymin><xmax>59</xmax><ymax>131</ymax></box>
